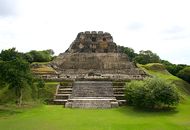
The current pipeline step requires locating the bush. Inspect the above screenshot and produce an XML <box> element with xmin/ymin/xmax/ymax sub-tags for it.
<box><xmin>177</xmin><ymin>67</ymin><xmax>190</xmax><ymax>83</ymax></box>
<box><xmin>26</xmin><ymin>49</ymin><xmax>54</xmax><ymax>62</ymax></box>
<box><xmin>125</xmin><ymin>78</ymin><xmax>180</xmax><ymax>109</ymax></box>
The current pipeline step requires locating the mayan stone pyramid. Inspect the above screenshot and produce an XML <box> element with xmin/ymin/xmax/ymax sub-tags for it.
<box><xmin>51</xmin><ymin>31</ymin><xmax>146</xmax><ymax>81</ymax></box>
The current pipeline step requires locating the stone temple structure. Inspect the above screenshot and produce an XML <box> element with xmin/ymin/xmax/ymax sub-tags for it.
<box><xmin>51</xmin><ymin>31</ymin><xmax>147</xmax><ymax>108</ymax></box>
<box><xmin>52</xmin><ymin>31</ymin><xmax>146</xmax><ymax>80</ymax></box>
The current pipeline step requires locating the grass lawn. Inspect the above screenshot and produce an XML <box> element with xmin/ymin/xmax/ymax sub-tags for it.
<box><xmin>0</xmin><ymin>98</ymin><xmax>190</xmax><ymax>130</ymax></box>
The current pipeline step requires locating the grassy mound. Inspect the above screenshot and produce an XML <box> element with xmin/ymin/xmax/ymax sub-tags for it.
<box><xmin>139</xmin><ymin>63</ymin><xmax>190</xmax><ymax>96</ymax></box>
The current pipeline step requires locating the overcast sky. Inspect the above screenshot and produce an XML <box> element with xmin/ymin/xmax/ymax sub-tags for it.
<box><xmin>0</xmin><ymin>0</ymin><xmax>190</xmax><ymax>64</ymax></box>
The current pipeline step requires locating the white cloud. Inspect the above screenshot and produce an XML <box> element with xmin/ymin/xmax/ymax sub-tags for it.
<box><xmin>0</xmin><ymin>0</ymin><xmax>17</xmax><ymax>16</ymax></box>
<box><xmin>0</xmin><ymin>0</ymin><xmax>190</xmax><ymax>64</ymax></box>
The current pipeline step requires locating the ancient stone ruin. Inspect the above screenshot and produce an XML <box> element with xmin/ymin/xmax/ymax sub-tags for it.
<box><xmin>51</xmin><ymin>31</ymin><xmax>146</xmax><ymax>80</ymax></box>
<box><xmin>52</xmin><ymin>31</ymin><xmax>147</xmax><ymax>108</ymax></box>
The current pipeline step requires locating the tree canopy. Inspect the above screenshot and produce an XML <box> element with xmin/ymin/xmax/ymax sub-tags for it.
<box><xmin>177</xmin><ymin>67</ymin><xmax>190</xmax><ymax>83</ymax></box>
<box><xmin>118</xmin><ymin>46</ymin><xmax>137</xmax><ymax>61</ymax></box>
<box><xmin>0</xmin><ymin>48</ymin><xmax>33</xmax><ymax>106</ymax></box>
<box><xmin>134</xmin><ymin>50</ymin><xmax>160</xmax><ymax>64</ymax></box>
<box><xmin>25</xmin><ymin>49</ymin><xmax>54</xmax><ymax>63</ymax></box>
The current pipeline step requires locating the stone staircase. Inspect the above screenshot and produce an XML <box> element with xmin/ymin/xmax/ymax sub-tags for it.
<box><xmin>113</xmin><ymin>82</ymin><xmax>126</xmax><ymax>105</ymax></box>
<box><xmin>53</xmin><ymin>82</ymin><xmax>73</xmax><ymax>105</ymax></box>
<box><xmin>65</xmin><ymin>81</ymin><xmax>119</xmax><ymax>108</ymax></box>
<box><xmin>53</xmin><ymin>81</ymin><xmax>126</xmax><ymax>107</ymax></box>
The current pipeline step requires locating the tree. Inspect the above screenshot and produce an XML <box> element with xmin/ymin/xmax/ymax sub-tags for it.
<box><xmin>26</xmin><ymin>49</ymin><xmax>54</xmax><ymax>62</ymax></box>
<box><xmin>125</xmin><ymin>78</ymin><xmax>179</xmax><ymax>109</ymax></box>
<box><xmin>117</xmin><ymin>46</ymin><xmax>137</xmax><ymax>61</ymax></box>
<box><xmin>134</xmin><ymin>50</ymin><xmax>160</xmax><ymax>64</ymax></box>
<box><xmin>0</xmin><ymin>48</ymin><xmax>33</xmax><ymax>106</ymax></box>
<box><xmin>123</xmin><ymin>47</ymin><xmax>136</xmax><ymax>61</ymax></box>
<box><xmin>161</xmin><ymin>60</ymin><xmax>187</xmax><ymax>76</ymax></box>
<box><xmin>177</xmin><ymin>67</ymin><xmax>190</xmax><ymax>83</ymax></box>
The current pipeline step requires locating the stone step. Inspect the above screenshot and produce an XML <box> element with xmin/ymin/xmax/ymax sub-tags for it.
<box><xmin>65</xmin><ymin>81</ymin><xmax>119</xmax><ymax>108</ymax></box>
<box><xmin>59</xmin><ymin>86</ymin><xmax>72</xmax><ymax>89</ymax></box>
<box><xmin>114</xmin><ymin>94</ymin><xmax>125</xmax><ymax>100</ymax></box>
<box><xmin>114</xmin><ymin>94</ymin><xmax>125</xmax><ymax>96</ymax></box>
<box><xmin>53</xmin><ymin>83</ymin><xmax>73</xmax><ymax>105</ymax></box>
<box><xmin>117</xmin><ymin>100</ymin><xmax>126</xmax><ymax>105</ymax></box>
<box><xmin>71</xmin><ymin>81</ymin><xmax>114</xmax><ymax>97</ymax></box>
<box><xmin>66</xmin><ymin>98</ymin><xmax>118</xmax><ymax>108</ymax></box>
<box><xmin>53</xmin><ymin>99</ymin><xmax>68</xmax><ymax>105</ymax></box>
<box><xmin>114</xmin><ymin>92</ymin><xmax>125</xmax><ymax>94</ymax></box>
<box><xmin>58</xmin><ymin>89</ymin><xmax>72</xmax><ymax>94</ymax></box>
<box><xmin>59</xmin><ymin>88</ymin><xmax>72</xmax><ymax>91</ymax></box>
<box><xmin>54</xmin><ymin>94</ymin><xmax>71</xmax><ymax>99</ymax></box>
<box><xmin>68</xmin><ymin>97</ymin><xmax>117</xmax><ymax>102</ymax></box>
<box><xmin>55</xmin><ymin>94</ymin><xmax>71</xmax><ymax>96</ymax></box>
<box><xmin>57</xmin><ymin>92</ymin><xmax>72</xmax><ymax>94</ymax></box>
<box><xmin>113</xmin><ymin>87</ymin><xmax>125</xmax><ymax>90</ymax></box>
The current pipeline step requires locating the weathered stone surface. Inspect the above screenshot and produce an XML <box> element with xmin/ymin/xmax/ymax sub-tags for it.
<box><xmin>65</xmin><ymin>81</ymin><xmax>118</xmax><ymax>108</ymax></box>
<box><xmin>51</xmin><ymin>53</ymin><xmax>146</xmax><ymax>80</ymax></box>
<box><xmin>51</xmin><ymin>31</ymin><xmax>147</xmax><ymax>80</ymax></box>
<box><xmin>66</xmin><ymin>31</ymin><xmax>117</xmax><ymax>53</ymax></box>
<box><xmin>67</xmin><ymin>99</ymin><xmax>113</xmax><ymax>108</ymax></box>
<box><xmin>71</xmin><ymin>81</ymin><xmax>114</xmax><ymax>97</ymax></box>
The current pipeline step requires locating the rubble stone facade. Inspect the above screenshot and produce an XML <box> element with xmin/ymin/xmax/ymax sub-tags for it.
<box><xmin>51</xmin><ymin>31</ymin><xmax>147</xmax><ymax>81</ymax></box>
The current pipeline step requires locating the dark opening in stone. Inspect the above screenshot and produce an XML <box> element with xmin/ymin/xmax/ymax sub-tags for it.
<box><xmin>104</xmin><ymin>49</ymin><xmax>108</xmax><ymax>53</ymax></box>
<box><xmin>92</xmin><ymin>37</ymin><xmax>96</xmax><ymax>42</ymax></box>
<box><xmin>103</xmin><ymin>38</ymin><xmax>106</xmax><ymax>41</ymax></box>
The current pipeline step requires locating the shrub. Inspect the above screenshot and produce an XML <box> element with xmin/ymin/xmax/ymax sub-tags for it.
<box><xmin>177</xmin><ymin>67</ymin><xmax>190</xmax><ymax>83</ymax></box>
<box><xmin>125</xmin><ymin>78</ymin><xmax>180</xmax><ymax>109</ymax></box>
<box><xmin>26</xmin><ymin>49</ymin><xmax>54</xmax><ymax>62</ymax></box>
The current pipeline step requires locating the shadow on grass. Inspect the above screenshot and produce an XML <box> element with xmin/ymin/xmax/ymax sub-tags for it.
<box><xmin>0</xmin><ymin>108</ymin><xmax>22</xmax><ymax>117</ymax></box>
<box><xmin>117</xmin><ymin>106</ymin><xmax>179</xmax><ymax>117</ymax></box>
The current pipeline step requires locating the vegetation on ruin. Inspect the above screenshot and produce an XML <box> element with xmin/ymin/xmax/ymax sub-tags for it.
<box><xmin>125</xmin><ymin>77</ymin><xmax>180</xmax><ymax>109</ymax></box>
<box><xmin>31</xmin><ymin>64</ymin><xmax>56</xmax><ymax>74</ymax></box>
<box><xmin>120</xmin><ymin>46</ymin><xmax>189</xmax><ymax>82</ymax></box>
<box><xmin>139</xmin><ymin>63</ymin><xmax>190</xmax><ymax>95</ymax></box>
<box><xmin>25</xmin><ymin>49</ymin><xmax>54</xmax><ymax>63</ymax></box>
<box><xmin>177</xmin><ymin>66</ymin><xmax>190</xmax><ymax>83</ymax></box>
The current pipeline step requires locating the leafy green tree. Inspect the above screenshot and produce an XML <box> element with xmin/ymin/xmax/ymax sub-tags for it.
<box><xmin>0</xmin><ymin>48</ymin><xmax>33</xmax><ymax>106</ymax></box>
<box><xmin>117</xmin><ymin>46</ymin><xmax>137</xmax><ymax>61</ymax></box>
<box><xmin>24</xmin><ymin>53</ymin><xmax>34</xmax><ymax>63</ymax></box>
<box><xmin>123</xmin><ymin>47</ymin><xmax>136</xmax><ymax>61</ymax></box>
<box><xmin>161</xmin><ymin>60</ymin><xmax>187</xmax><ymax>76</ymax></box>
<box><xmin>26</xmin><ymin>49</ymin><xmax>54</xmax><ymax>62</ymax></box>
<box><xmin>125</xmin><ymin>78</ymin><xmax>179</xmax><ymax>109</ymax></box>
<box><xmin>177</xmin><ymin>67</ymin><xmax>190</xmax><ymax>83</ymax></box>
<box><xmin>134</xmin><ymin>50</ymin><xmax>160</xmax><ymax>64</ymax></box>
